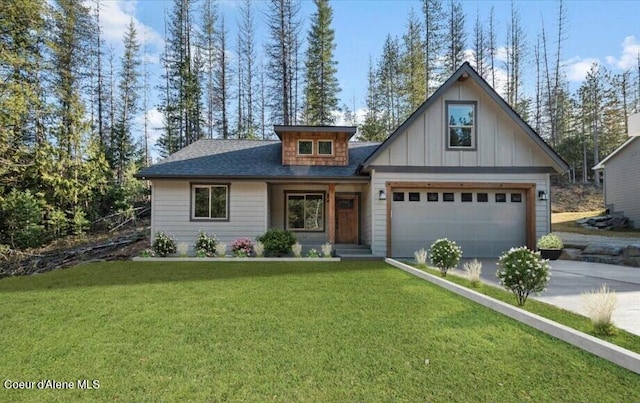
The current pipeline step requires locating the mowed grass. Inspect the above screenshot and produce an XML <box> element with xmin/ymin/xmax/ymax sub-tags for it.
<box><xmin>1</xmin><ymin>261</ymin><xmax>639</xmax><ymax>402</ymax></box>
<box><xmin>552</xmin><ymin>210</ymin><xmax>640</xmax><ymax>237</ymax></box>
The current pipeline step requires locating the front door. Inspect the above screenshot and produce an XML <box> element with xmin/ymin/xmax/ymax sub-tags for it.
<box><xmin>336</xmin><ymin>194</ymin><xmax>359</xmax><ymax>244</ymax></box>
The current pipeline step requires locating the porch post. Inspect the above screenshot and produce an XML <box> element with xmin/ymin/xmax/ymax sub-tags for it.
<box><xmin>328</xmin><ymin>183</ymin><xmax>336</xmax><ymax>243</ymax></box>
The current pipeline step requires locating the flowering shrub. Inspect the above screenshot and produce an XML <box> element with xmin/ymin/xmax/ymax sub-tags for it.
<box><xmin>194</xmin><ymin>231</ymin><xmax>218</xmax><ymax>257</ymax></box>
<box><xmin>414</xmin><ymin>248</ymin><xmax>428</xmax><ymax>268</ymax></box>
<box><xmin>254</xmin><ymin>241</ymin><xmax>265</xmax><ymax>257</ymax></box>
<box><xmin>463</xmin><ymin>259</ymin><xmax>483</xmax><ymax>287</ymax></box>
<box><xmin>152</xmin><ymin>232</ymin><xmax>177</xmax><ymax>257</ymax></box>
<box><xmin>583</xmin><ymin>284</ymin><xmax>618</xmax><ymax>335</ymax></box>
<box><xmin>537</xmin><ymin>233</ymin><xmax>563</xmax><ymax>250</ymax></box>
<box><xmin>292</xmin><ymin>242</ymin><xmax>303</xmax><ymax>258</ymax></box>
<box><xmin>307</xmin><ymin>248</ymin><xmax>320</xmax><ymax>258</ymax></box>
<box><xmin>429</xmin><ymin>238</ymin><xmax>462</xmax><ymax>277</ymax></box>
<box><xmin>232</xmin><ymin>237</ymin><xmax>254</xmax><ymax>257</ymax></box>
<box><xmin>321</xmin><ymin>242</ymin><xmax>332</xmax><ymax>257</ymax></box>
<box><xmin>497</xmin><ymin>246</ymin><xmax>550</xmax><ymax>306</ymax></box>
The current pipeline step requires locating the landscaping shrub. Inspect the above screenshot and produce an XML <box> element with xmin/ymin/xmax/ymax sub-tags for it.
<box><xmin>257</xmin><ymin>228</ymin><xmax>297</xmax><ymax>256</ymax></box>
<box><xmin>194</xmin><ymin>231</ymin><xmax>217</xmax><ymax>257</ymax></box>
<box><xmin>152</xmin><ymin>232</ymin><xmax>177</xmax><ymax>257</ymax></box>
<box><xmin>232</xmin><ymin>237</ymin><xmax>254</xmax><ymax>257</ymax></box>
<box><xmin>292</xmin><ymin>242</ymin><xmax>302</xmax><ymax>257</ymax></box>
<box><xmin>307</xmin><ymin>248</ymin><xmax>320</xmax><ymax>258</ymax></box>
<box><xmin>321</xmin><ymin>242</ymin><xmax>332</xmax><ymax>257</ymax></box>
<box><xmin>497</xmin><ymin>246</ymin><xmax>550</xmax><ymax>306</ymax></box>
<box><xmin>254</xmin><ymin>241</ymin><xmax>265</xmax><ymax>257</ymax></box>
<box><xmin>463</xmin><ymin>259</ymin><xmax>483</xmax><ymax>287</ymax></box>
<box><xmin>429</xmin><ymin>238</ymin><xmax>462</xmax><ymax>277</ymax></box>
<box><xmin>537</xmin><ymin>233</ymin><xmax>563</xmax><ymax>249</ymax></box>
<box><xmin>583</xmin><ymin>284</ymin><xmax>618</xmax><ymax>336</ymax></box>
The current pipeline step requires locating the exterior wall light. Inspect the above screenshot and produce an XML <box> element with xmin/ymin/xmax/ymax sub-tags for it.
<box><xmin>538</xmin><ymin>190</ymin><xmax>548</xmax><ymax>201</ymax></box>
<box><xmin>379</xmin><ymin>190</ymin><xmax>387</xmax><ymax>200</ymax></box>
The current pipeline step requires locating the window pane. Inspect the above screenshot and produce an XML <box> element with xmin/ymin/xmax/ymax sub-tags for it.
<box><xmin>318</xmin><ymin>141</ymin><xmax>332</xmax><ymax>155</ymax></box>
<box><xmin>210</xmin><ymin>186</ymin><xmax>227</xmax><ymax>218</ymax></box>
<box><xmin>461</xmin><ymin>193</ymin><xmax>472</xmax><ymax>202</ymax></box>
<box><xmin>287</xmin><ymin>195</ymin><xmax>305</xmax><ymax>229</ymax></box>
<box><xmin>393</xmin><ymin>192</ymin><xmax>405</xmax><ymax>201</ymax></box>
<box><xmin>449</xmin><ymin>128</ymin><xmax>472</xmax><ymax>147</ymax></box>
<box><xmin>305</xmin><ymin>194</ymin><xmax>323</xmax><ymax>230</ymax></box>
<box><xmin>477</xmin><ymin>193</ymin><xmax>488</xmax><ymax>202</ymax></box>
<box><xmin>443</xmin><ymin>193</ymin><xmax>454</xmax><ymax>202</ymax></box>
<box><xmin>511</xmin><ymin>193</ymin><xmax>522</xmax><ymax>203</ymax></box>
<box><xmin>194</xmin><ymin>187</ymin><xmax>210</xmax><ymax>218</ymax></box>
<box><xmin>409</xmin><ymin>192</ymin><xmax>420</xmax><ymax>201</ymax></box>
<box><xmin>449</xmin><ymin>105</ymin><xmax>474</xmax><ymax>126</ymax></box>
<box><xmin>298</xmin><ymin>141</ymin><xmax>313</xmax><ymax>155</ymax></box>
<box><xmin>427</xmin><ymin>192</ymin><xmax>438</xmax><ymax>202</ymax></box>
<box><xmin>496</xmin><ymin>193</ymin><xmax>506</xmax><ymax>203</ymax></box>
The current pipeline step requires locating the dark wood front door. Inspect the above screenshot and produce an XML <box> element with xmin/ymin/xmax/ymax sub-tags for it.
<box><xmin>336</xmin><ymin>194</ymin><xmax>359</xmax><ymax>244</ymax></box>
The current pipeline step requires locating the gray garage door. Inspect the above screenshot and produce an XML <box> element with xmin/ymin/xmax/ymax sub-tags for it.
<box><xmin>391</xmin><ymin>189</ymin><xmax>526</xmax><ymax>258</ymax></box>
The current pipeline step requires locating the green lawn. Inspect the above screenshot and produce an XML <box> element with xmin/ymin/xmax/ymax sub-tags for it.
<box><xmin>1</xmin><ymin>261</ymin><xmax>639</xmax><ymax>401</ymax></box>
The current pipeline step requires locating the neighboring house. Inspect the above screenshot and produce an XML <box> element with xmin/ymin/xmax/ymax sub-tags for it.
<box><xmin>136</xmin><ymin>62</ymin><xmax>569</xmax><ymax>257</ymax></box>
<box><xmin>593</xmin><ymin>112</ymin><xmax>640</xmax><ymax>228</ymax></box>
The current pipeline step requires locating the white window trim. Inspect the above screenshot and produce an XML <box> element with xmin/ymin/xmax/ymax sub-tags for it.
<box><xmin>286</xmin><ymin>192</ymin><xmax>325</xmax><ymax>232</ymax></box>
<box><xmin>191</xmin><ymin>184</ymin><xmax>229</xmax><ymax>221</ymax></box>
<box><xmin>446</xmin><ymin>101</ymin><xmax>477</xmax><ymax>150</ymax></box>
<box><xmin>297</xmin><ymin>140</ymin><xmax>314</xmax><ymax>156</ymax></box>
<box><xmin>317</xmin><ymin>139</ymin><xmax>334</xmax><ymax>156</ymax></box>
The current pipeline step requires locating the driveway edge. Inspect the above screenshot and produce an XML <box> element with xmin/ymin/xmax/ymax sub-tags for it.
<box><xmin>385</xmin><ymin>258</ymin><xmax>640</xmax><ymax>375</ymax></box>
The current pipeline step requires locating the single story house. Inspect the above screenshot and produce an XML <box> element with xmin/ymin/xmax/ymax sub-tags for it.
<box><xmin>136</xmin><ymin>62</ymin><xmax>569</xmax><ymax>257</ymax></box>
<box><xmin>593</xmin><ymin>112</ymin><xmax>640</xmax><ymax>228</ymax></box>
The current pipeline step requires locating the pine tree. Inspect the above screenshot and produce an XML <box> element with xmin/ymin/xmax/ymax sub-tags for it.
<box><xmin>265</xmin><ymin>0</ymin><xmax>301</xmax><ymax>125</ymax></box>
<box><xmin>111</xmin><ymin>19</ymin><xmax>141</xmax><ymax>184</ymax></box>
<box><xmin>302</xmin><ymin>0</ymin><xmax>341</xmax><ymax>125</ymax></box>
<box><xmin>444</xmin><ymin>0</ymin><xmax>466</xmax><ymax>75</ymax></box>
<box><xmin>504</xmin><ymin>1</ymin><xmax>527</xmax><ymax>116</ymax></box>
<box><xmin>400</xmin><ymin>9</ymin><xmax>426</xmax><ymax>114</ymax></box>
<box><xmin>422</xmin><ymin>0</ymin><xmax>445</xmax><ymax>96</ymax></box>
<box><xmin>360</xmin><ymin>58</ymin><xmax>386</xmax><ymax>141</ymax></box>
<box><xmin>472</xmin><ymin>8</ymin><xmax>486</xmax><ymax>77</ymax></box>
<box><xmin>378</xmin><ymin>35</ymin><xmax>403</xmax><ymax>132</ymax></box>
<box><xmin>198</xmin><ymin>0</ymin><xmax>218</xmax><ymax>139</ymax></box>
<box><xmin>237</xmin><ymin>0</ymin><xmax>257</xmax><ymax>137</ymax></box>
<box><xmin>215</xmin><ymin>15</ymin><xmax>232</xmax><ymax>139</ymax></box>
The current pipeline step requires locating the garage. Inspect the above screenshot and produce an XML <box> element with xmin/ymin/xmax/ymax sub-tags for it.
<box><xmin>390</xmin><ymin>187</ymin><xmax>528</xmax><ymax>258</ymax></box>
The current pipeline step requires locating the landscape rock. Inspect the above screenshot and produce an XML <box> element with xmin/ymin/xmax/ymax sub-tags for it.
<box><xmin>579</xmin><ymin>254</ymin><xmax>625</xmax><ymax>266</ymax></box>
<box><xmin>560</xmin><ymin>248</ymin><xmax>583</xmax><ymax>261</ymax></box>
<box><xmin>622</xmin><ymin>244</ymin><xmax>640</xmax><ymax>258</ymax></box>
<box><xmin>622</xmin><ymin>257</ymin><xmax>640</xmax><ymax>267</ymax></box>
<box><xmin>582</xmin><ymin>243</ymin><xmax>623</xmax><ymax>256</ymax></box>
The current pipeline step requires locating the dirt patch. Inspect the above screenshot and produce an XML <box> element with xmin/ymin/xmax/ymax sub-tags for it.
<box><xmin>551</xmin><ymin>184</ymin><xmax>604</xmax><ymax>213</ymax></box>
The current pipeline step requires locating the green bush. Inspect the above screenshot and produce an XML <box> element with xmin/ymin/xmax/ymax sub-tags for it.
<box><xmin>73</xmin><ymin>209</ymin><xmax>89</xmax><ymax>236</ymax></box>
<box><xmin>497</xmin><ymin>246</ymin><xmax>550</xmax><ymax>306</ymax></box>
<box><xmin>47</xmin><ymin>209</ymin><xmax>68</xmax><ymax>239</ymax></box>
<box><xmin>257</xmin><ymin>228</ymin><xmax>297</xmax><ymax>257</ymax></box>
<box><xmin>429</xmin><ymin>238</ymin><xmax>462</xmax><ymax>277</ymax></box>
<box><xmin>537</xmin><ymin>233</ymin><xmax>563</xmax><ymax>250</ymax></box>
<box><xmin>152</xmin><ymin>232</ymin><xmax>177</xmax><ymax>257</ymax></box>
<box><xmin>0</xmin><ymin>189</ymin><xmax>47</xmax><ymax>249</ymax></box>
<box><xmin>194</xmin><ymin>231</ymin><xmax>217</xmax><ymax>257</ymax></box>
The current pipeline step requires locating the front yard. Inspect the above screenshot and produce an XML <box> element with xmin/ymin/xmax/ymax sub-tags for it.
<box><xmin>1</xmin><ymin>261</ymin><xmax>639</xmax><ymax>401</ymax></box>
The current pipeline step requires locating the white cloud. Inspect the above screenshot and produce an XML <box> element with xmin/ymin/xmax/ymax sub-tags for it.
<box><xmin>495</xmin><ymin>46</ymin><xmax>508</xmax><ymax>63</ymax></box>
<box><xmin>606</xmin><ymin>35</ymin><xmax>640</xmax><ymax>70</ymax></box>
<box><xmin>135</xmin><ymin>107</ymin><xmax>164</xmax><ymax>161</ymax></box>
<box><xmin>565</xmin><ymin>57</ymin><xmax>600</xmax><ymax>82</ymax></box>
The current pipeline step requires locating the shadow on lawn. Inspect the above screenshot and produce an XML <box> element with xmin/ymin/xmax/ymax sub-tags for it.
<box><xmin>0</xmin><ymin>261</ymin><xmax>386</xmax><ymax>292</ymax></box>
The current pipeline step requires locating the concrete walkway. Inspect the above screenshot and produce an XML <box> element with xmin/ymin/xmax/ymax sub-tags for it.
<box><xmin>451</xmin><ymin>259</ymin><xmax>640</xmax><ymax>336</ymax></box>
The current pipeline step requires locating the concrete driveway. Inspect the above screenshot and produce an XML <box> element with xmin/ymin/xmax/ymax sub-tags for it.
<box><xmin>451</xmin><ymin>259</ymin><xmax>640</xmax><ymax>336</ymax></box>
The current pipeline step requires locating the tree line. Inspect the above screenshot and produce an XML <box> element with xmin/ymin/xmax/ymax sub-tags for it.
<box><xmin>1</xmin><ymin>0</ymin><xmax>638</xmax><ymax>250</ymax></box>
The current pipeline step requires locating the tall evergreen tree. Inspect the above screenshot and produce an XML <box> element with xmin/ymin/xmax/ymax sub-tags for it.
<box><xmin>378</xmin><ymin>35</ymin><xmax>403</xmax><ymax>133</ymax></box>
<box><xmin>265</xmin><ymin>0</ymin><xmax>301</xmax><ymax>125</ymax></box>
<box><xmin>302</xmin><ymin>0</ymin><xmax>340</xmax><ymax>125</ymax></box>
<box><xmin>198</xmin><ymin>0</ymin><xmax>218</xmax><ymax>139</ymax></box>
<box><xmin>360</xmin><ymin>58</ymin><xmax>386</xmax><ymax>141</ymax></box>
<box><xmin>215</xmin><ymin>16</ymin><xmax>232</xmax><ymax>139</ymax></box>
<box><xmin>237</xmin><ymin>0</ymin><xmax>257</xmax><ymax>137</ymax></box>
<box><xmin>111</xmin><ymin>19</ymin><xmax>141</xmax><ymax>184</ymax></box>
<box><xmin>504</xmin><ymin>1</ymin><xmax>527</xmax><ymax>116</ymax></box>
<box><xmin>400</xmin><ymin>9</ymin><xmax>426</xmax><ymax>114</ymax></box>
<box><xmin>422</xmin><ymin>0</ymin><xmax>445</xmax><ymax>96</ymax></box>
<box><xmin>444</xmin><ymin>0</ymin><xmax>466</xmax><ymax>75</ymax></box>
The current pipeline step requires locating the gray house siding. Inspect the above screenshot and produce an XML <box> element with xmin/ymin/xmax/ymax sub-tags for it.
<box><xmin>602</xmin><ymin>138</ymin><xmax>640</xmax><ymax>228</ymax></box>
<box><xmin>150</xmin><ymin>180</ymin><xmax>268</xmax><ymax>252</ymax></box>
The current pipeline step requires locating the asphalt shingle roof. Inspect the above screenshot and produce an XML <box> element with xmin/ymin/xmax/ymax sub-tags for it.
<box><xmin>136</xmin><ymin>139</ymin><xmax>380</xmax><ymax>179</ymax></box>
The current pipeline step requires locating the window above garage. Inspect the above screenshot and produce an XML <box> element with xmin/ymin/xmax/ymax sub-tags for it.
<box><xmin>446</xmin><ymin>101</ymin><xmax>477</xmax><ymax>150</ymax></box>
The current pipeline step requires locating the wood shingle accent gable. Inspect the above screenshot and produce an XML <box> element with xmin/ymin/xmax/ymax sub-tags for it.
<box><xmin>281</xmin><ymin>131</ymin><xmax>350</xmax><ymax>166</ymax></box>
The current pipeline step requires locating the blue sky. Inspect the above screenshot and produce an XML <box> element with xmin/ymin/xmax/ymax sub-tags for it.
<box><xmin>95</xmin><ymin>0</ymin><xmax>640</xmax><ymax>148</ymax></box>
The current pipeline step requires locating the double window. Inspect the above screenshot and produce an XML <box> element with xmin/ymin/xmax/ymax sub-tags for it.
<box><xmin>192</xmin><ymin>184</ymin><xmax>228</xmax><ymax>220</ymax></box>
<box><xmin>297</xmin><ymin>139</ymin><xmax>333</xmax><ymax>156</ymax></box>
<box><xmin>287</xmin><ymin>193</ymin><xmax>324</xmax><ymax>231</ymax></box>
<box><xmin>446</xmin><ymin>101</ymin><xmax>476</xmax><ymax>149</ymax></box>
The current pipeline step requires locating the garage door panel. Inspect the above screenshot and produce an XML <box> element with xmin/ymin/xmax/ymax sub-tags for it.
<box><xmin>391</xmin><ymin>189</ymin><xmax>526</xmax><ymax>258</ymax></box>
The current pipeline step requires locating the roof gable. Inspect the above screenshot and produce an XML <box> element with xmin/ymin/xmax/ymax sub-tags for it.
<box><xmin>360</xmin><ymin>62</ymin><xmax>569</xmax><ymax>173</ymax></box>
<box><xmin>593</xmin><ymin>136</ymin><xmax>639</xmax><ymax>170</ymax></box>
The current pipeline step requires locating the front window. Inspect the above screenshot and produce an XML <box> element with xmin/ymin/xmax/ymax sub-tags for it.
<box><xmin>447</xmin><ymin>101</ymin><xmax>476</xmax><ymax>149</ymax></box>
<box><xmin>287</xmin><ymin>193</ymin><xmax>324</xmax><ymax>231</ymax></box>
<box><xmin>318</xmin><ymin>140</ymin><xmax>333</xmax><ymax>155</ymax></box>
<box><xmin>192</xmin><ymin>184</ymin><xmax>228</xmax><ymax>220</ymax></box>
<box><xmin>298</xmin><ymin>140</ymin><xmax>313</xmax><ymax>155</ymax></box>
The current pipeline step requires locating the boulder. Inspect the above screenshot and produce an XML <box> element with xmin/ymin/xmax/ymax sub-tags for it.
<box><xmin>622</xmin><ymin>244</ymin><xmax>640</xmax><ymax>258</ymax></box>
<box><xmin>582</xmin><ymin>243</ymin><xmax>623</xmax><ymax>256</ymax></box>
<box><xmin>560</xmin><ymin>248</ymin><xmax>583</xmax><ymax>261</ymax></box>
<box><xmin>580</xmin><ymin>254</ymin><xmax>625</xmax><ymax>265</ymax></box>
<box><xmin>622</xmin><ymin>257</ymin><xmax>640</xmax><ymax>267</ymax></box>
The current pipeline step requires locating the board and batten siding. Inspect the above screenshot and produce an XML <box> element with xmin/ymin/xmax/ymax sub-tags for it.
<box><xmin>603</xmin><ymin>138</ymin><xmax>640</xmax><ymax>228</ymax></box>
<box><xmin>151</xmin><ymin>180</ymin><xmax>267</xmax><ymax>252</ymax></box>
<box><xmin>370</xmin><ymin>80</ymin><xmax>557</xmax><ymax>169</ymax></box>
<box><xmin>369</xmin><ymin>171</ymin><xmax>551</xmax><ymax>257</ymax></box>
